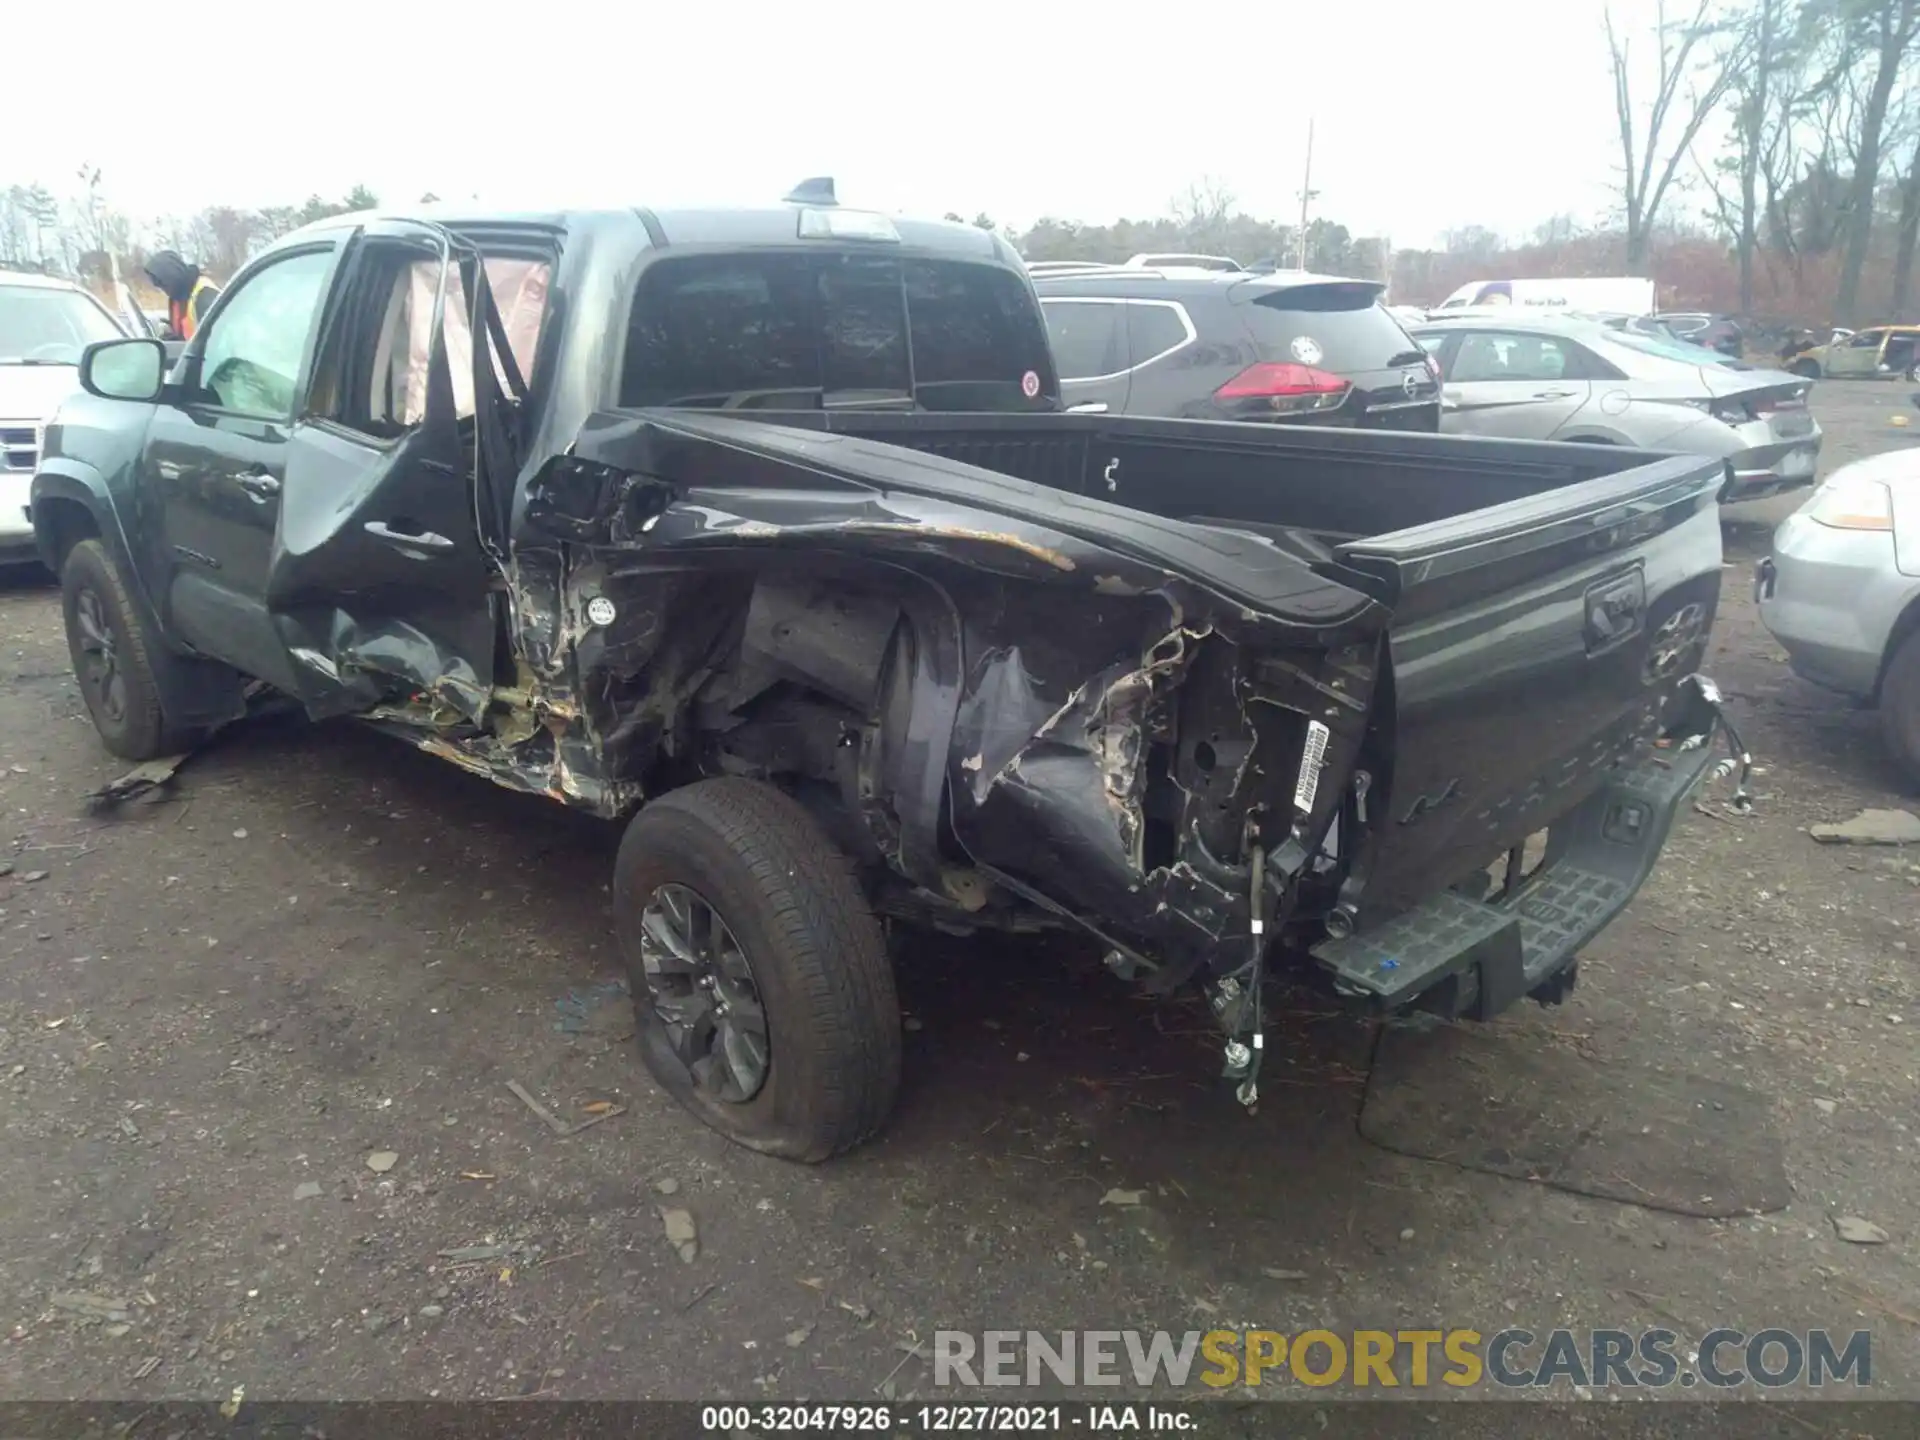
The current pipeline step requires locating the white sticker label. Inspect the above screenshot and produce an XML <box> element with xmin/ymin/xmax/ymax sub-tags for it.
<box><xmin>586</xmin><ymin>596</ymin><xmax>617</xmax><ymax>627</ymax></box>
<box><xmin>1293</xmin><ymin>720</ymin><xmax>1331</xmax><ymax>812</ymax></box>
<box><xmin>1290</xmin><ymin>335</ymin><xmax>1324</xmax><ymax>366</ymax></box>
<box><xmin>1021</xmin><ymin>370</ymin><xmax>1041</xmax><ymax>398</ymax></box>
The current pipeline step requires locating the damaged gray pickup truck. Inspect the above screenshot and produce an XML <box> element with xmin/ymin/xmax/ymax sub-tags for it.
<box><xmin>32</xmin><ymin>194</ymin><xmax>1747</xmax><ymax>1161</ymax></box>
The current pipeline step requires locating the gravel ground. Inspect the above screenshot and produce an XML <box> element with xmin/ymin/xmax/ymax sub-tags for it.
<box><xmin>0</xmin><ymin>387</ymin><xmax>1916</xmax><ymax>1409</ymax></box>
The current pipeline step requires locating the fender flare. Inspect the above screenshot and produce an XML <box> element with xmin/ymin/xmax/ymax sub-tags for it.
<box><xmin>29</xmin><ymin>462</ymin><xmax>146</xmax><ymax>597</ymax></box>
<box><xmin>29</xmin><ymin>459</ymin><xmax>248</xmax><ymax>731</ymax></box>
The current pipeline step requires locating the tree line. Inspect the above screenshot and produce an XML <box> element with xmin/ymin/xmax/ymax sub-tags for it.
<box><xmin>995</xmin><ymin>0</ymin><xmax>1920</xmax><ymax>323</ymax></box>
<box><xmin>0</xmin><ymin>175</ymin><xmax>411</xmax><ymax>298</ymax></box>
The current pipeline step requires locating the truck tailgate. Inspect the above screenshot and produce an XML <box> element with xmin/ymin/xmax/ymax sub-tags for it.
<box><xmin>1329</xmin><ymin>450</ymin><xmax>1725</xmax><ymax>924</ymax></box>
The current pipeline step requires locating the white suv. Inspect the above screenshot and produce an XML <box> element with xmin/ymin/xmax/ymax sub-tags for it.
<box><xmin>1</xmin><ymin>272</ymin><xmax>133</xmax><ymax>562</ymax></box>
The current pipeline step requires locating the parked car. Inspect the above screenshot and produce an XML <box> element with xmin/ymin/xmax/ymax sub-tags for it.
<box><xmin>0</xmin><ymin>271</ymin><xmax>136</xmax><ymax>564</ymax></box>
<box><xmin>1757</xmin><ymin>450</ymin><xmax>1920</xmax><ymax>786</ymax></box>
<box><xmin>1412</xmin><ymin>311</ymin><xmax>1820</xmax><ymax>503</ymax></box>
<box><xmin>1580</xmin><ymin>310</ymin><xmax>1711</xmax><ymax>348</ymax></box>
<box><xmin>1655</xmin><ymin>311</ymin><xmax>1744</xmax><ymax>358</ymax></box>
<box><xmin>1786</xmin><ymin>323</ymin><xmax>1920</xmax><ymax>380</ymax></box>
<box><xmin>33</xmin><ymin>194</ymin><xmax>1739</xmax><ymax>1162</ymax></box>
<box><xmin>1033</xmin><ymin>265</ymin><xmax>1440</xmax><ymax>428</ymax></box>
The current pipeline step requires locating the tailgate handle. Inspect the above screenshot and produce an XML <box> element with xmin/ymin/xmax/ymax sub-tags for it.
<box><xmin>1584</xmin><ymin>570</ymin><xmax>1646</xmax><ymax>654</ymax></box>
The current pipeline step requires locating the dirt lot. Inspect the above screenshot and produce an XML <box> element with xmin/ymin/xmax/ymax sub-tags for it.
<box><xmin>0</xmin><ymin>388</ymin><xmax>1916</xmax><ymax>1409</ymax></box>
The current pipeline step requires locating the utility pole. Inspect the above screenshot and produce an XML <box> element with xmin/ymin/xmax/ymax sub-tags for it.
<box><xmin>1294</xmin><ymin>119</ymin><xmax>1317</xmax><ymax>271</ymax></box>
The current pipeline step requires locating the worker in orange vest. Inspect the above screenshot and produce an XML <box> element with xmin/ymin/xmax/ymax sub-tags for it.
<box><xmin>143</xmin><ymin>250</ymin><xmax>221</xmax><ymax>341</ymax></box>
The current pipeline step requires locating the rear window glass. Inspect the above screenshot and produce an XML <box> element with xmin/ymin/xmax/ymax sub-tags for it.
<box><xmin>1606</xmin><ymin>328</ymin><xmax>1735</xmax><ymax>367</ymax></box>
<box><xmin>620</xmin><ymin>252</ymin><xmax>1056</xmax><ymax>411</ymax></box>
<box><xmin>1242</xmin><ymin>285</ymin><xmax>1426</xmax><ymax>373</ymax></box>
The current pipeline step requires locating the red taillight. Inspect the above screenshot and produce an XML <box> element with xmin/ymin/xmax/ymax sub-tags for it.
<box><xmin>1214</xmin><ymin>362</ymin><xmax>1353</xmax><ymax>415</ymax></box>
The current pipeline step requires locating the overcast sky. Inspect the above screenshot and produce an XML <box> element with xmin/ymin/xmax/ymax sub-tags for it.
<box><xmin>16</xmin><ymin>0</ymin><xmax>1678</xmax><ymax>248</ymax></box>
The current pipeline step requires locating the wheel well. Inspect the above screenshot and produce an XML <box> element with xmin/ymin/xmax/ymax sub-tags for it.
<box><xmin>1876</xmin><ymin>594</ymin><xmax>1920</xmax><ymax>703</ymax></box>
<box><xmin>31</xmin><ymin>496</ymin><xmax>100</xmax><ymax>570</ymax></box>
<box><xmin>1790</xmin><ymin>359</ymin><xmax>1821</xmax><ymax>378</ymax></box>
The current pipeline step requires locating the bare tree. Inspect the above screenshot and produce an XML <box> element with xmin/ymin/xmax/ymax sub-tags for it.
<box><xmin>1833</xmin><ymin>0</ymin><xmax>1920</xmax><ymax>320</ymax></box>
<box><xmin>1719</xmin><ymin>0</ymin><xmax>1799</xmax><ymax>309</ymax></box>
<box><xmin>1531</xmin><ymin>213</ymin><xmax>1584</xmax><ymax>246</ymax></box>
<box><xmin>1889</xmin><ymin>112</ymin><xmax>1920</xmax><ymax>312</ymax></box>
<box><xmin>1441</xmin><ymin>223</ymin><xmax>1505</xmax><ymax>258</ymax></box>
<box><xmin>1607</xmin><ymin>0</ymin><xmax>1738</xmax><ymax>265</ymax></box>
<box><xmin>1168</xmin><ymin>177</ymin><xmax>1237</xmax><ymax>253</ymax></box>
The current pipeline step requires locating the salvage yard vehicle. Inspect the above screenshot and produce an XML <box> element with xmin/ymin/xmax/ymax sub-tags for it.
<box><xmin>1412</xmin><ymin>311</ymin><xmax>1820</xmax><ymax>504</ymax></box>
<box><xmin>1786</xmin><ymin>323</ymin><xmax>1920</xmax><ymax>381</ymax></box>
<box><xmin>1654</xmin><ymin>311</ymin><xmax>1745</xmax><ymax>359</ymax></box>
<box><xmin>1</xmin><ymin>272</ymin><xmax>139</xmax><ymax>564</ymax></box>
<box><xmin>32</xmin><ymin>192</ymin><xmax>1745</xmax><ymax>1162</ymax></box>
<box><xmin>1757</xmin><ymin>450</ymin><xmax>1920</xmax><ymax>787</ymax></box>
<box><xmin>1034</xmin><ymin>265</ymin><xmax>1440</xmax><ymax>428</ymax></box>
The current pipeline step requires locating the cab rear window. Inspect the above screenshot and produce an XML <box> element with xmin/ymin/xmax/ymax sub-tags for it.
<box><xmin>1242</xmin><ymin>283</ymin><xmax>1427</xmax><ymax>374</ymax></box>
<box><xmin>620</xmin><ymin>253</ymin><xmax>1057</xmax><ymax>411</ymax></box>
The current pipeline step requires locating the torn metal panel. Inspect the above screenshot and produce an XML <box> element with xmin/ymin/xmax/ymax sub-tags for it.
<box><xmin>496</xmin><ymin>407</ymin><xmax>1392</xmax><ymax>973</ymax></box>
<box><xmin>946</xmin><ymin>595</ymin><xmax>1381</xmax><ymax>964</ymax></box>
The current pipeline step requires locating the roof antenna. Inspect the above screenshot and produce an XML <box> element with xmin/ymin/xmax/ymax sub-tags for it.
<box><xmin>785</xmin><ymin>177</ymin><xmax>837</xmax><ymax>206</ymax></box>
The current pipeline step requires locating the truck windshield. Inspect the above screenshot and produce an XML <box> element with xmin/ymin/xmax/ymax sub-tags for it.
<box><xmin>0</xmin><ymin>284</ymin><xmax>125</xmax><ymax>364</ymax></box>
<box><xmin>620</xmin><ymin>252</ymin><xmax>1058</xmax><ymax>412</ymax></box>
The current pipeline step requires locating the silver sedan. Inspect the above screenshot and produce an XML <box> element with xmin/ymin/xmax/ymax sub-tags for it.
<box><xmin>1757</xmin><ymin>449</ymin><xmax>1920</xmax><ymax>787</ymax></box>
<box><xmin>1412</xmin><ymin>311</ymin><xmax>1821</xmax><ymax>503</ymax></box>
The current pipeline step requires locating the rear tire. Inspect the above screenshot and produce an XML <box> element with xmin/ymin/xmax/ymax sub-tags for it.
<box><xmin>1790</xmin><ymin>359</ymin><xmax>1822</xmax><ymax>379</ymax></box>
<box><xmin>1881</xmin><ymin>631</ymin><xmax>1920</xmax><ymax>790</ymax></box>
<box><xmin>614</xmin><ymin>777</ymin><xmax>902</xmax><ymax>1161</ymax></box>
<box><xmin>61</xmin><ymin>539</ymin><xmax>204</xmax><ymax>761</ymax></box>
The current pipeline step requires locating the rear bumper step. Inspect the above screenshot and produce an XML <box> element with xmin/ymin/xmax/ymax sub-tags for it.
<box><xmin>1310</xmin><ymin>729</ymin><xmax>1720</xmax><ymax>1021</ymax></box>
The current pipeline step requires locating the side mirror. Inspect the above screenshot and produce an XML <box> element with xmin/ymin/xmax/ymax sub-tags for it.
<box><xmin>80</xmin><ymin>339</ymin><xmax>167</xmax><ymax>402</ymax></box>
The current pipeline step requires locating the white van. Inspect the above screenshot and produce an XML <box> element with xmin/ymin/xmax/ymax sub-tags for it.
<box><xmin>1433</xmin><ymin>277</ymin><xmax>1658</xmax><ymax>316</ymax></box>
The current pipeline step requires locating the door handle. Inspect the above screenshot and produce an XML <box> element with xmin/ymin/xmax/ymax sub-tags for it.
<box><xmin>1532</xmin><ymin>388</ymin><xmax>1577</xmax><ymax>400</ymax></box>
<box><xmin>1066</xmin><ymin>401</ymin><xmax>1109</xmax><ymax>414</ymax></box>
<box><xmin>236</xmin><ymin>471</ymin><xmax>280</xmax><ymax>500</ymax></box>
<box><xmin>365</xmin><ymin>520</ymin><xmax>454</xmax><ymax>554</ymax></box>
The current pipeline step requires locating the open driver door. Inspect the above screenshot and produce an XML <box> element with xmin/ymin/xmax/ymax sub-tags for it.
<box><xmin>265</xmin><ymin>218</ymin><xmax>517</xmax><ymax>724</ymax></box>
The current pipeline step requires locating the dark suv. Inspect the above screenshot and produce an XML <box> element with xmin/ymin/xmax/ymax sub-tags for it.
<box><xmin>1654</xmin><ymin>311</ymin><xmax>1744</xmax><ymax>359</ymax></box>
<box><xmin>1030</xmin><ymin>266</ymin><xmax>1441</xmax><ymax>430</ymax></box>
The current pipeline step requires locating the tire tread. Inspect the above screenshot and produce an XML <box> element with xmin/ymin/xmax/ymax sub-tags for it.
<box><xmin>62</xmin><ymin>539</ymin><xmax>202</xmax><ymax>760</ymax></box>
<box><xmin>1881</xmin><ymin>630</ymin><xmax>1920</xmax><ymax>789</ymax></box>
<box><xmin>618</xmin><ymin>777</ymin><xmax>900</xmax><ymax>1159</ymax></box>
